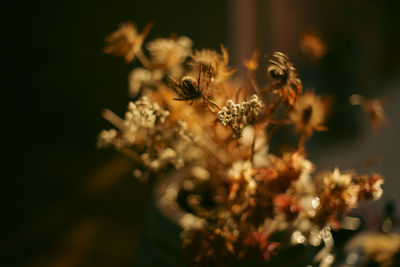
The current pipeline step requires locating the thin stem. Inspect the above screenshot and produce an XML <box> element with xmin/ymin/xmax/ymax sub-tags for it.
<box><xmin>102</xmin><ymin>109</ymin><xmax>125</xmax><ymax>130</ymax></box>
<box><xmin>354</xmin><ymin>157</ymin><xmax>381</xmax><ymax>169</ymax></box>
<box><xmin>235</xmin><ymin>68</ymin><xmax>256</xmax><ymax>102</ymax></box>
<box><xmin>119</xmin><ymin>147</ymin><xmax>141</xmax><ymax>163</ymax></box>
<box><xmin>192</xmin><ymin>123</ymin><xmax>230</xmax><ymax>165</ymax></box>
<box><xmin>251</xmin><ymin>80</ymin><xmax>261</xmax><ymax>97</ymax></box>
<box><xmin>266</xmin><ymin>109</ymin><xmax>290</xmax><ymax>143</ymax></box>
<box><xmin>297</xmin><ymin>132</ymin><xmax>307</xmax><ymax>152</ymax></box>
<box><xmin>203</xmin><ymin>97</ymin><xmax>221</xmax><ymax>113</ymax></box>
<box><xmin>235</xmin><ymin>80</ymin><xmax>249</xmax><ymax>102</ymax></box>
<box><xmin>260</xmin><ymin>97</ymin><xmax>281</xmax><ymax>125</ymax></box>
<box><xmin>250</xmin><ymin>126</ymin><xmax>257</xmax><ymax>163</ymax></box>
<box><xmin>136</xmin><ymin>50</ymin><xmax>152</xmax><ymax>69</ymax></box>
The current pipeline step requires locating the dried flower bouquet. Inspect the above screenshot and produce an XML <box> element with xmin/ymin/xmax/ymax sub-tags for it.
<box><xmin>98</xmin><ymin>22</ymin><xmax>385</xmax><ymax>266</ymax></box>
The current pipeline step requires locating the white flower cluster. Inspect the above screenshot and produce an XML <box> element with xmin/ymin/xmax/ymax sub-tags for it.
<box><xmin>140</xmin><ymin>121</ymin><xmax>201</xmax><ymax>170</ymax></box>
<box><xmin>323</xmin><ymin>168</ymin><xmax>360</xmax><ymax>209</ymax></box>
<box><xmin>227</xmin><ymin>160</ymin><xmax>257</xmax><ymax>194</ymax></box>
<box><xmin>217</xmin><ymin>94</ymin><xmax>263</xmax><ymax>137</ymax></box>
<box><xmin>97</xmin><ymin>96</ymin><xmax>169</xmax><ymax>148</ymax></box>
<box><xmin>120</xmin><ymin>96</ymin><xmax>170</xmax><ymax>146</ymax></box>
<box><xmin>290</xmin><ymin>152</ymin><xmax>315</xmax><ymax>195</ymax></box>
<box><xmin>98</xmin><ymin>96</ymin><xmax>200</xmax><ymax>171</ymax></box>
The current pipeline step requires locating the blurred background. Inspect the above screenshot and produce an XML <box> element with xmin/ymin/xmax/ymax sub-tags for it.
<box><xmin>3</xmin><ymin>0</ymin><xmax>400</xmax><ymax>266</ymax></box>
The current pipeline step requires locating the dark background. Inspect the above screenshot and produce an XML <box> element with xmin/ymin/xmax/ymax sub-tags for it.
<box><xmin>3</xmin><ymin>0</ymin><xmax>400</xmax><ymax>266</ymax></box>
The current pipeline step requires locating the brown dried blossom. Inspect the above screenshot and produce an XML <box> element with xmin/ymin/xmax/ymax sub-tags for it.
<box><xmin>190</xmin><ymin>45</ymin><xmax>235</xmax><ymax>84</ymax></box>
<box><xmin>242</xmin><ymin>231</ymin><xmax>279</xmax><ymax>260</ymax></box>
<box><xmin>257</xmin><ymin>152</ymin><xmax>306</xmax><ymax>194</ymax></box>
<box><xmin>350</xmin><ymin>94</ymin><xmax>387</xmax><ymax>132</ymax></box>
<box><xmin>230</xmin><ymin>152</ymin><xmax>311</xmax><ymax>225</ymax></box>
<box><xmin>267</xmin><ymin>52</ymin><xmax>302</xmax><ymax>107</ymax></box>
<box><xmin>273</xmin><ymin>194</ymin><xmax>301</xmax><ymax>221</ymax></box>
<box><xmin>356</xmin><ymin>173</ymin><xmax>384</xmax><ymax>201</ymax></box>
<box><xmin>104</xmin><ymin>22</ymin><xmax>153</xmax><ymax>63</ymax></box>
<box><xmin>290</xmin><ymin>91</ymin><xmax>329</xmax><ymax>141</ymax></box>
<box><xmin>168</xmin><ymin>63</ymin><xmax>221</xmax><ymax>112</ymax></box>
<box><xmin>169</xmin><ymin>63</ymin><xmax>211</xmax><ymax>101</ymax></box>
<box><xmin>313</xmin><ymin>168</ymin><xmax>367</xmax><ymax>226</ymax></box>
<box><xmin>364</xmin><ymin>99</ymin><xmax>387</xmax><ymax>131</ymax></box>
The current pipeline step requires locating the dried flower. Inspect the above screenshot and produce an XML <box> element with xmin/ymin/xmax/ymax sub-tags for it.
<box><xmin>314</xmin><ymin>168</ymin><xmax>362</xmax><ymax>225</ymax></box>
<box><xmin>371</xmin><ymin>176</ymin><xmax>384</xmax><ymax>200</ymax></box>
<box><xmin>290</xmin><ymin>91</ymin><xmax>329</xmax><ymax>139</ymax></box>
<box><xmin>357</xmin><ymin>174</ymin><xmax>384</xmax><ymax>201</ymax></box>
<box><xmin>128</xmin><ymin>67</ymin><xmax>163</xmax><ymax>97</ymax></box>
<box><xmin>190</xmin><ymin>45</ymin><xmax>235</xmax><ymax>84</ymax></box>
<box><xmin>267</xmin><ymin>52</ymin><xmax>302</xmax><ymax>107</ymax></box>
<box><xmin>291</xmin><ymin>154</ymin><xmax>315</xmax><ymax>194</ymax></box>
<box><xmin>273</xmin><ymin>194</ymin><xmax>301</xmax><ymax>221</ymax></box>
<box><xmin>300</xmin><ymin>32</ymin><xmax>327</xmax><ymax>62</ymax></box>
<box><xmin>243</xmin><ymin>50</ymin><xmax>259</xmax><ymax>71</ymax></box>
<box><xmin>98</xmin><ymin>95</ymin><xmax>201</xmax><ymax>170</ymax></box>
<box><xmin>97</xmin><ymin>129</ymin><xmax>118</xmax><ymax>148</ymax></box>
<box><xmin>138</xmin><ymin>120</ymin><xmax>200</xmax><ymax>170</ymax></box>
<box><xmin>123</xmin><ymin>96</ymin><xmax>170</xmax><ymax>138</ymax></box>
<box><xmin>104</xmin><ymin>22</ymin><xmax>153</xmax><ymax>63</ymax></box>
<box><xmin>350</xmin><ymin>94</ymin><xmax>387</xmax><ymax>132</ymax></box>
<box><xmin>217</xmin><ymin>94</ymin><xmax>263</xmax><ymax>138</ymax></box>
<box><xmin>258</xmin><ymin>152</ymin><xmax>306</xmax><ymax>194</ymax></box>
<box><xmin>97</xmin><ymin>96</ymin><xmax>168</xmax><ymax>148</ymax></box>
<box><xmin>329</xmin><ymin>167</ymin><xmax>352</xmax><ymax>188</ymax></box>
<box><xmin>342</xmin><ymin>184</ymin><xmax>361</xmax><ymax>209</ymax></box>
<box><xmin>99</xmin><ymin>20</ymin><xmax>386</xmax><ymax>266</ymax></box>
<box><xmin>146</xmin><ymin>36</ymin><xmax>193</xmax><ymax>69</ymax></box>
<box><xmin>227</xmin><ymin>160</ymin><xmax>256</xmax><ymax>199</ymax></box>
<box><xmin>169</xmin><ymin>63</ymin><xmax>211</xmax><ymax>102</ymax></box>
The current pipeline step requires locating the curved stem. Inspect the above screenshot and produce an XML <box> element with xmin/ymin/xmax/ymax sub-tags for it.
<box><xmin>297</xmin><ymin>132</ymin><xmax>307</xmax><ymax>152</ymax></box>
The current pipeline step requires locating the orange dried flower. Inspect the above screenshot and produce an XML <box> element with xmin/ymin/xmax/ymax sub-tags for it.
<box><xmin>191</xmin><ymin>45</ymin><xmax>235</xmax><ymax>84</ymax></box>
<box><xmin>350</xmin><ymin>94</ymin><xmax>387</xmax><ymax>132</ymax></box>
<box><xmin>104</xmin><ymin>22</ymin><xmax>153</xmax><ymax>63</ymax></box>
<box><xmin>290</xmin><ymin>91</ymin><xmax>330</xmax><ymax>139</ymax></box>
